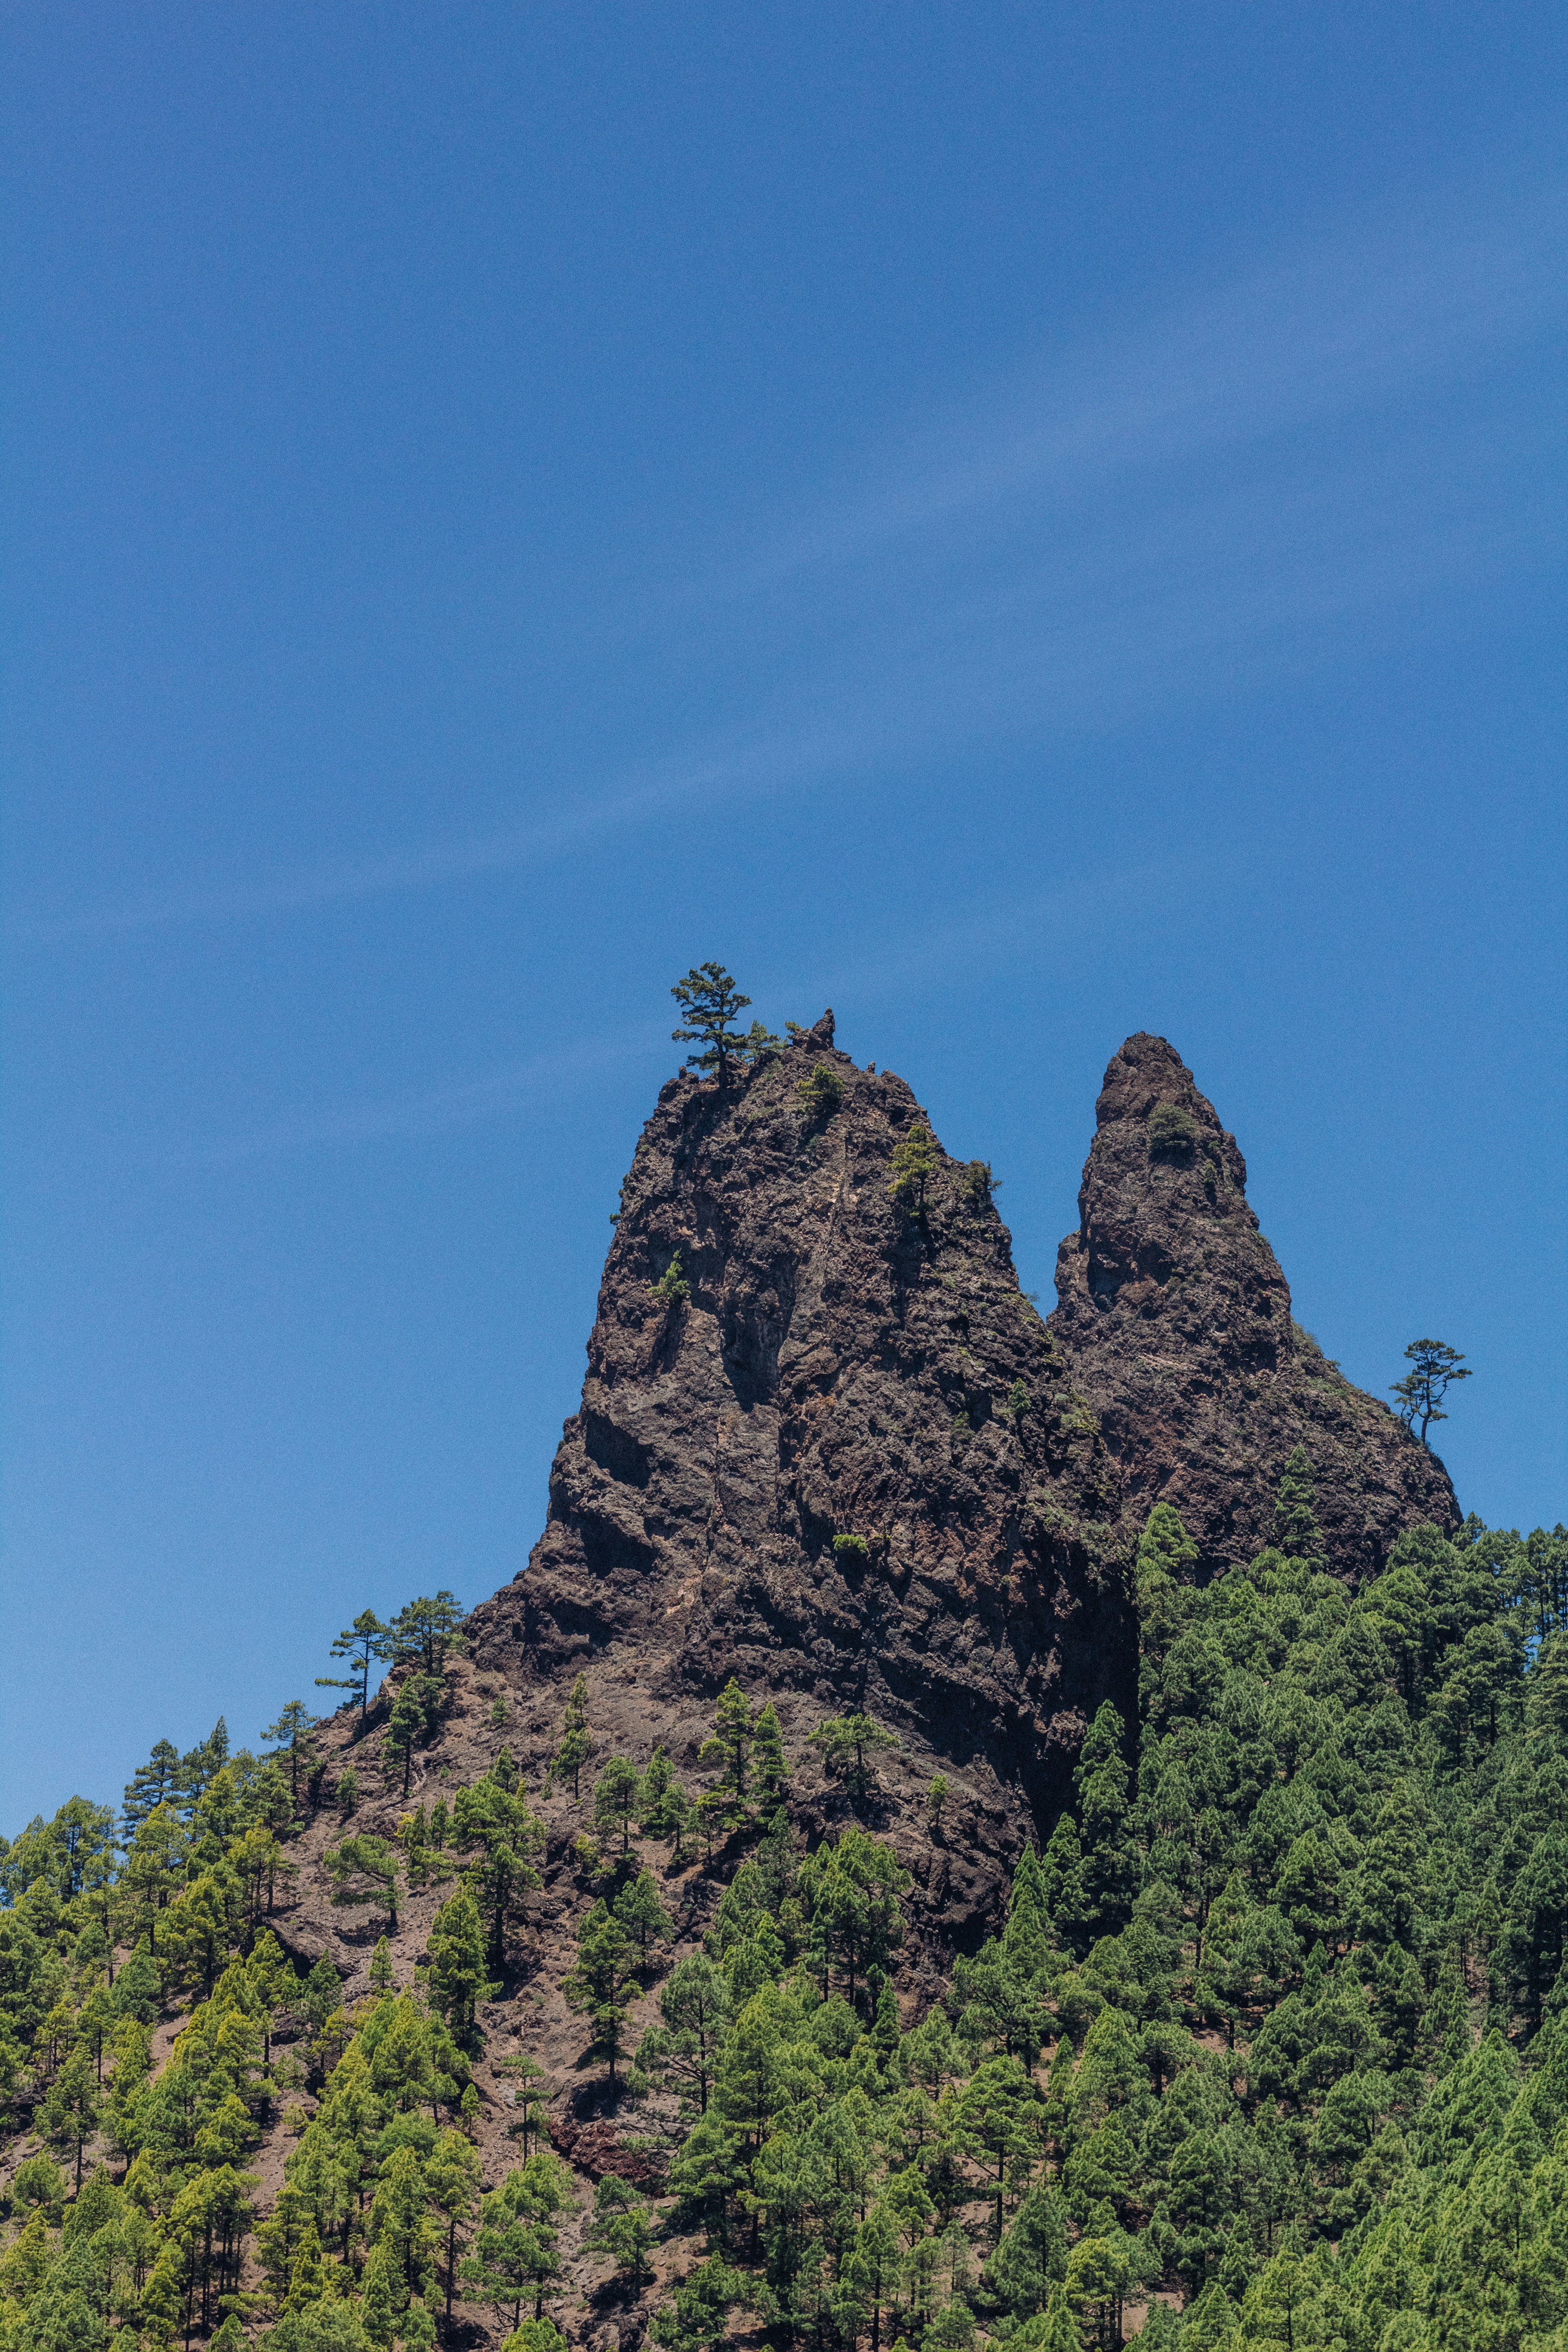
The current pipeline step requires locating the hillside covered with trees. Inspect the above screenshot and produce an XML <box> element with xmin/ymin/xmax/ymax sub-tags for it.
<box><xmin>2</xmin><ymin>1485</ymin><xmax>1566</xmax><ymax>2350</ymax></box>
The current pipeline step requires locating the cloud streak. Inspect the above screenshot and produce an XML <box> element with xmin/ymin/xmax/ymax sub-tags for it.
<box><xmin>702</xmin><ymin>165</ymin><xmax>1568</xmax><ymax>597</ymax></box>
<box><xmin>10</xmin><ymin>159</ymin><xmax>1563</xmax><ymax>949</ymax></box>
<box><xmin>136</xmin><ymin>1031</ymin><xmax>660</xmax><ymax>1169</ymax></box>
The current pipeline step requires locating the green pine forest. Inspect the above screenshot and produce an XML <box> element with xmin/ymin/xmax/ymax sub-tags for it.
<box><xmin>3</xmin><ymin>1475</ymin><xmax>1567</xmax><ymax>2352</ymax></box>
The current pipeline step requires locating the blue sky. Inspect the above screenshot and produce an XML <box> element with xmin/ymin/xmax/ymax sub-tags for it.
<box><xmin>3</xmin><ymin>5</ymin><xmax>1564</xmax><ymax>1831</ymax></box>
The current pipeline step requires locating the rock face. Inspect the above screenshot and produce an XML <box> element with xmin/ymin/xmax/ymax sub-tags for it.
<box><xmin>1048</xmin><ymin>1032</ymin><xmax>1458</xmax><ymax>1579</ymax></box>
<box><xmin>470</xmin><ymin>1021</ymin><xmax>1457</xmax><ymax>1934</ymax></box>
<box><xmin>470</xmin><ymin>1013</ymin><xmax>1131</xmax><ymax>1935</ymax></box>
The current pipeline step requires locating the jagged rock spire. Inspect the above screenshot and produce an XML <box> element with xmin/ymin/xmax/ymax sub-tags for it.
<box><xmin>1049</xmin><ymin>1033</ymin><xmax>1457</xmax><ymax>1578</ymax></box>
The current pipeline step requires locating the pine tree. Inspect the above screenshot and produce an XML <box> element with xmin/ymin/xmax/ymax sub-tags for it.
<box><xmin>753</xmin><ymin>1703</ymin><xmax>788</xmax><ymax>1812</ymax></box>
<box><xmin>845</xmin><ymin>2201</ymin><xmax>901</xmax><ymax>2352</ymax></box>
<box><xmin>384</xmin><ymin>1591</ymin><xmax>466</xmax><ymax>1676</ymax></box>
<box><xmin>178</xmin><ymin>1715</ymin><xmax>230</xmax><ymax>1815</ymax></box>
<box><xmin>650</xmin><ymin>2252</ymin><xmax>747</xmax><ymax>2352</ymax></box>
<box><xmin>1391</xmin><ymin>1337</ymin><xmax>1472</xmax><ymax>1444</ymax></box>
<box><xmin>671</xmin><ymin>963</ymin><xmax>753</xmax><ymax>1088</ymax></box>
<box><xmin>808</xmin><ymin>1712</ymin><xmax>900</xmax><ymax>1798</ymax></box>
<box><xmin>141</xmin><ymin>2239</ymin><xmax>185</xmax><ymax>2343</ymax></box>
<box><xmin>462</xmin><ymin>2154</ymin><xmax>573</xmax><ymax>2328</ymax></box>
<box><xmin>314</xmin><ymin>1608</ymin><xmax>391</xmax><ymax>1720</ymax></box>
<box><xmin>1526</xmin><ymin>1628</ymin><xmax>1568</xmax><ymax>1746</ymax></box>
<box><xmin>650</xmin><ymin>1251</ymin><xmax>692</xmax><ymax>1307</ymax></box>
<box><xmin>1039</xmin><ymin>1813</ymin><xmax>1091</xmax><ymax>1955</ymax></box>
<box><xmin>1134</xmin><ymin>1502</ymin><xmax>1200</xmax><ymax>1709</ymax></box>
<box><xmin>795</xmin><ymin>1059</ymin><xmax>844</xmax><ymax>1119</ymax></box>
<box><xmin>665</xmin><ymin>1778</ymin><xmax>696</xmax><ymax>1864</ymax></box>
<box><xmin>300</xmin><ymin>1951</ymin><xmax>344</xmax><ymax>2031</ymax></box>
<box><xmin>983</xmin><ymin>2176</ymin><xmax>1068</xmax><ymax>2317</ymax></box>
<box><xmin>1274</xmin><ymin>1446</ymin><xmax>1324</xmax><ymax>1558</ymax></box>
<box><xmin>1073</xmin><ymin>1703</ymin><xmax>1136</xmax><ymax>1933</ymax></box>
<box><xmin>955</xmin><ymin>2053</ymin><xmax>1042</xmax><ymax>2236</ymax></box>
<box><xmin>427</xmin><ymin>1890</ymin><xmax>491</xmax><ymax>2045</ymax></box>
<box><xmin>122</xmin><ymin>1738</ymin><xmax>182</xmax><ymax>1838</ymax></box>
<box><xmin>496</xmin><ymin>2048</ymin><xmax>549</xmax><ymax>2155</ymax></box>
<box><xmin>564</xmin><ymin>1902</ymin><xmax>637</xmax><ymax>2085</ymax></box>
<box><xmin>614</xmin><ymin>1866</ymin><xmax>673</xmax><ymax>1966</ymax></box>
<box><xmin>635</xmin><ymin>1953</ymin><xmax>732</xmax><ymax>2117</ymax></box>
<box><xmin>426</xmin><ymin>2126</ymin><xmax>484</xmax><ymax>2328</ymax></box>
<box><xmin>887</xmin><ymin>1122</ymin><xmax>939</xmax><ymax>1217</ymax></box>
<box><xmin>550</xmin><ymin>1674</ymin><xmax>592</xmax><ymax>1798</ymax></box>
<box><xmin>245</xmin><ymin>1930</ymin><xmax>291</xmax><ymax>2065</ymax></box>
<box><xmin>451</xmin><ymin>1775</ymin><xmax>545</xmax><ymax>1970</ymax></box>
<box><xmin>584</xmin><ymin>2173</ymin><xmax>656</xmax><ymax>2288</ymax></box>
<box><xmin>262</xmin><ymin>1701</ymin><xmax>319</xmax><ymax>1808</ymax></box>
<box><xmin>360</xmin><ymin>2239</ymin><xmax>403</xmax><ymax>2345</ymax></box>
<box><xmin>1029</xmin><ymin>2287</ymin><xmax>1081</xmax><ymax>2352</ymax></box>
<box><xmin>40</xmin><ymin>2043</ymin><xmax>100</xmax><ymax>2187</ymax></box>
<box><xmin>385</xmin><ymin>1675</ymin><xmax>440</xmax><ymax>1796</ymax></box>
<box><xmin>1195</xmin><ymin>1872</ymin><xmax>1253</xmax><ymax>2046</ymax></box>
<box><xmin>326</xmin><ymin>1833</ymin><xmax>401</xmax><ymax>1933</ymax></box>
<box><xmin>700</xmin><ymin>1679</ymin><xmax>756</xmax><ymax>1826</ymax></box>
<box><xmin>593</xmin><ymin>1757</ymin><xmax>644</xmax><ymax>1855</ymax></box>
<box><xmin>640</xmin><ymin>1747</ymin><xmax>684</xmax><ymax>1835</ymax></box>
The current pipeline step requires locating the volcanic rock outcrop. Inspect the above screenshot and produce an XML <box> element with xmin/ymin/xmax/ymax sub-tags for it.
<box><xmin>471</xmin><ymin>1014</ymin><xmax>1130</xmax><ymax>1928</ymax></box>
<box><xmin>470</xmin><ymin>1019</ymin><xmax>1456</xmax><ymax>1931</ymax></box>
<box><xmin>1049</xmin><ymin>1033</ymin><xmax>1458</xmax><ymax>1578</ymax></box>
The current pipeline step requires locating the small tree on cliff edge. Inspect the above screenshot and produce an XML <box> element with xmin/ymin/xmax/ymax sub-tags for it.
<box><xmin>888</xmin><ymin>1122</ymin><xmax>939</xmax><ymax>1221</ymax></box>
<box><xmin>1391</xmin><ymin>1338</ymin><xmax>1472</xmax><ymax>1446</ymax></box>
<box><xmin>671</xmin><ymin>964</ymin><xmax>752</xmax><ymax>1089</ymax></box>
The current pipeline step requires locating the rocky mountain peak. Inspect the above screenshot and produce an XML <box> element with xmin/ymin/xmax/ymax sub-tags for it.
<box><xmin>470</xmin><ymin>1022</ymin><xmax>1130</xmax><ymax>1930</ymax></box>
<box><xmin>1049</xmin><ymin>1031</ymin><xmax>1457</xmax><ymax>1578</ymax></box>
<box><xmin>469</xmin><ymin>1021</ymin><xmax>1458</xmax><ymax>1937</ymax></box>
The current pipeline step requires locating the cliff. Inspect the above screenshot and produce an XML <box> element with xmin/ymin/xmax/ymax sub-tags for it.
<box><xmin>469</xmin><ymin>1020</ymin><xmax>1456</xmax><ymax>1946</ymax></box>
<box><xmin>470</xmin><ymin>1012</ymin><xmax>1130</xmax><ymax>1943</ymax></box>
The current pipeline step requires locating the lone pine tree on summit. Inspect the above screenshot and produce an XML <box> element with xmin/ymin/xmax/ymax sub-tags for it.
<box><xmin>670</xmin><ymin>961</ymin><xmax>753</xmax><ymax>1088</ymax></box>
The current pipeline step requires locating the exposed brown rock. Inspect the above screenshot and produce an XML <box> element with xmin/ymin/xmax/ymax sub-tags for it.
<box><xmin>549</xmin><ymin>2111</ymin><xmax>667</xmax><ymax>2190</ymax></box>
<box><xmin>469</xmin><ymin>1017</ymin><xmax>1133</xmax><ymax>1925</ymax></box>
<box><xmin>1048</xmin><ymin>1032</ymin><xmax>1458</xmax><ymax>1579</ymax></box>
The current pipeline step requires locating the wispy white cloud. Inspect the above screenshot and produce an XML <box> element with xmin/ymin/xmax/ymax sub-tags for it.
<box><xmin>702</xmin><ymin>167</ymin><xmax>1568</xmax><ymax>597</ymax></box>
<box><xmin>10</xmin><ymin>161</ymin><xmax>1563</xmax><ymax>950</ymax></box>
<box><xmin>135</xmin><ymin>1031</ymin><xmax>659</xmax><ymax>1168</ymax></box>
